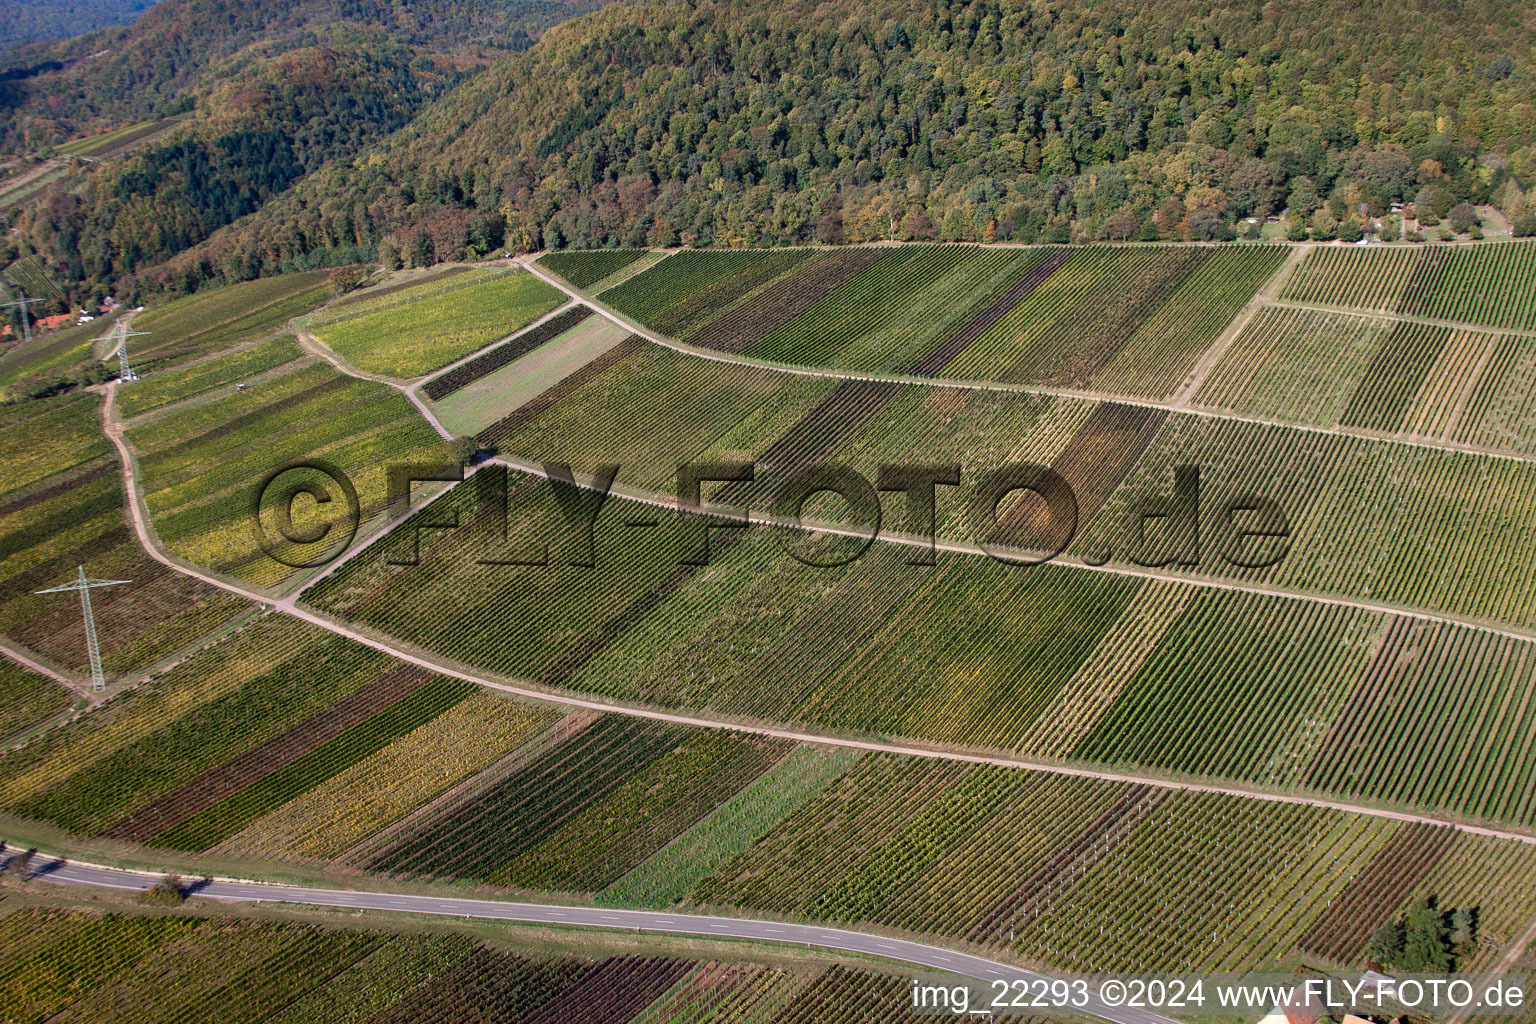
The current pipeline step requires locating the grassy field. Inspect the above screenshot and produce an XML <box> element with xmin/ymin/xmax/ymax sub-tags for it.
<box><xmin>431</xmin><ymin>314</ymin><xmax>633</xmax><ymax>436</ymax></box>
<box><xmin>131</xmin><ymin>271</ymin><xmax>332</xmax><ymax>369</ymax></box>
<box><xmin>310</xmin><ymin>268</ymin><xmax>562</xmax><ymax>378</ymax></box>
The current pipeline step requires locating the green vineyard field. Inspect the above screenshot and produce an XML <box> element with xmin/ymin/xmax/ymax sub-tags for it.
<box><xmin>116</xmin><ymin>335</ymin><xmax>305</xmax><ymax>419</ymax></box>
<box><xmin>0</xmin><ymin>617</ymin><xmax>482</xmax><ymax>853</ymax></box>
<box><xmin>0</xmin><ymin>660</ymin><xmax>73</xmax><ymax>741</ymax></box>
<box><xmin>595</xmin><ymin>244</ymin><xmax>1286</xmax><ymax>398</ymax></box>
<box><xmin>0</xmin><ymin>902</ymin><xmax>919</xmax><ymax>1024</ymax></box>
<box><xmin>0</xmin><ymin>392</ymin><xmax>248</xmax><ymax>680</ymax></box>
<box><xmin>1281</xmin><ymin>240</ymin><xmax>1536</xmax><ymax>330</ymax></box>
<box><xmin>127</xmin><ymin>361</ymin><xmax>449</xmax><ymax>587</ymax></box>
<box><xmin>539</xmin><ymin>249</ymin><xmax>653</xmax><ymax>288</ymax></box>
<box><xmin>7</xmin><ymin>235</ymin><xmax>1536</xmax><ymax>996</ymax></box>
<box><xmin>131</xmin><ymin>271</ymin><xmax>332</xmax><ymax>370</ymax></box>
<box><xmin>310</xmin><ymin>268</ymin><xmax>563</xmax><ymax>378</ymax></box>
<box><xmin>304</xmin><ymin>470</ymin><xmax>1536</xmax><ymax>828</ymax></box>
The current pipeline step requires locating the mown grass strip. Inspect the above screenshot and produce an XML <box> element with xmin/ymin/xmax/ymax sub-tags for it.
<box><xmin>599</xmin><ymin>745</ymin><xmax>863</xmax><ymax>908</ymax></box>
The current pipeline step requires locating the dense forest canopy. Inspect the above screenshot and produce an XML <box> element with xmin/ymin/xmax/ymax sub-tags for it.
<box><xmin>0</xmin><ymin>0</ymin><xmax>608</xmax><ymax>303</ymax></box>
<box><xmin>0</xmin><ymin>0</ymin><xmax>161</xmax><ymax>48</ymax></box>
<box><xmin>0</xmin><ymin>0</ymin><xmax>601</xmax><ymax>147</ymax></box>
<box><xmin>6</xmin><ymin>0</ymin><xmax>1536</xmax><ymax>300</ymax></box>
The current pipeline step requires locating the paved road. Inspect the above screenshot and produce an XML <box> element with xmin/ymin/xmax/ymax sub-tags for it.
<box><xmin>35</xmin><ymin>856</ymin><xmax>1177</xmax><ymax>1024</ymax></box>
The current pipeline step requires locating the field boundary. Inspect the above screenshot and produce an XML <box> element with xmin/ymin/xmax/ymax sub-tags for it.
<box><xmin>1268</xmin><ymin>298</ymin><xmax>1536</xmax><ymax>340</ymax></box>
<box><xmin>414</xmin><ymin>298</ymin><xmax>581</xmax><ymax>392</ymax></box>
<box><xmin>0</xmin><ymin>638</ymin><xmax>84</xmax><ymax>696</ymax></box>
<box><xmin>1171</xmin><ymin>243</ymin><xmax>1311</xmax><ymax>405</ymax></box>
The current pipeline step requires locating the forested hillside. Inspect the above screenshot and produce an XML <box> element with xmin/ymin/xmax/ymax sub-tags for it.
<box><xmin>0</xmin><ymin>0</ymin><xmax>607</xmax><ymax>300</ymax></box>
<box><xmin>0</xmin><ymin>0</ymin><xmax>160</xmax><ymax>48</ymax></box>
<box><xmin>0</xmin><ymin>0</ymin><xmax>601</xmax><ymax>148</ymax></box>
<box><xmin>161</xmin><ymin>0</ymin><xmax>1534</xmax><ymax>277</ymax></box>
<box><xmin>8</xmin><ymin>0</ymin><xmax>1536</xmax><ymax>301</ymax></box>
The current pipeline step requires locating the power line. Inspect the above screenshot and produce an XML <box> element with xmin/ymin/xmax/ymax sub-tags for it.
<box><xmin>110</xmin><ymin>321</ymin><xmax>151</xmax><ymax>381</ymax></box>
<box><xmin>35</xmin><ymin>566</ymin><xmax>131</xmax><ymax>692</ymax></box>
<box><xmin>0</xmin><ymin>295</ymin><xmax>43</xmax><ymax>344</ymax></box>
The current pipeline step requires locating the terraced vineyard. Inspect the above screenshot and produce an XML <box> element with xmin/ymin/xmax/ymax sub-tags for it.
<box><xmin>1077</xmin><ymin>414</ymin><xmax>1536</xmax><ymax>627</ymax></box>
<box><xmin>0</xmin><ymin>616</ymin><xmax>485</xmax><ymax>852</ymax></box>
<box><xmin>302</xmin><ymin>469</ymin><xmax>1536</xmax><ymax>827</ymax></box>
<box><xmin>1194</xmin><ymin>306</ymin><xmax>1397</xmax><ymax>425</ymax></box>
<box><xmin>308</xmin><ymin>268</ymin><xmax>563</xmax><ymax>378</ymax></box>
<box><xmin>9</xmin><ymin>644</ymin><xmax>1530</xmax><ymax>989</ymax></box>
<box><xmin>363</xmin><ymin>717</ymin><xmax>792</xmax><ymax>888</ymax></box>
<box><xmin>601</xmin><ymin>249</ymin><xmax>811</xmax><ymax>333</ymax></box>
<box><xmin>7</xmin><ymin>236</ymin><xmax>1536</xmax><ymax>1006</ymax></box>
<box><xmin>115</xmin><ymin>334</ymin><xmax>305</xmax><ymax>419</ymax></box>
<box><xmin>0</xmin><ymin>659</ymin><xmax>74</xmax><ymax>740</ymax></box>
<box><xmin>421</xmin><ymin>306</ymin><xmax>593</xmax><ymax>401</ymax></box>
<box><xmin>127</xmin><ymin>361</ymin><xmax>449</xmax><ymax>587</ymax></box>
<box><xmin>539</xmin><ymin>249</ymin><xmax>653</xmax><ymax>288</ymax></box>
<box><xmin>471</xmin><ymin>322</ymin><xmax>1536</xmax><ymax>633</ymax></box>
<box><xmin>1452</xmin><ymin>333</ymin><xmax>1536</xmax><ymax>454</ymax></box>
<box><xmin>1281</xmin><ymin>240</ymin><xmax>1536</xmax><ymax>330</ymax></box>
<box><xmin>686</xmin><ymin>755</ymin><xmax>1536</xmax><ymax>974</ymax></box>
<box><xmin>130</xmin><ymin>271</ymin><xmax>332</xmax><ymax>370</ymax></box>
<box><xmin>596</xmin><ymin>244</ymin><xmax>1287</xmax><ymax>397</ymax></box>
<box><xmin>54</xmin><ymin>116</ymin><xmax>187</xmax><ymax>159</ymax></box>
<box><xmin>0</xmin><ymin>392</ymin><xmax>249</xmax><ymax>680</ymax></box>
<box><xmin>223</xmin><ymin>692</ymin><xmax>556</xmax><ymax>860</ymax></box>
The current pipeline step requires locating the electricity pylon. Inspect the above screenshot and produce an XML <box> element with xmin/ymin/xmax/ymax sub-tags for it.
<box><xmin>0</xmin><ymin>295</ymin><xmax>43</xmax><ymax>343</ymax></box>
<box><xmin>36</xmin><ymin>566</ymin><xmax>130</xmax><ymax>692</ymax></box>
<box><xmin>111</xmin><ymin>322</ymin><xmax>151</xmax><ymax>381</ymax></box>
<box><xmin>3</xmin><ymin>256</ymin><xmax>62</xmax><ymax>345</ymax></box>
